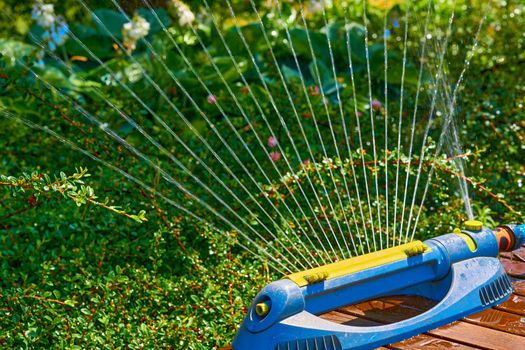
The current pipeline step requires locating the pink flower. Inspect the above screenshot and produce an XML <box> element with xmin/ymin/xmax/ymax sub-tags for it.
<box><xmin>207</xmin><ymin>94</ymin><xmax>217</xmax><ymax>104</ymax></box>
<box><xmin>310</xmin><ymin>85</ymin><xmax>320</xmax><ymax>96</ymax></box>
<box><xmin>371</xmin><ymin>99</ymin><xmax>382</xmax><ymax>111</ymax></box>
<box><xmin>355</xmin><ymin>111</ymin><xmax>362</xmax><ymax>118</ymax></box>
<box><xmin>267</xmin><ymin>135</ymin><xmax>278</xmax><ymax>148</ymax></box>
<box><xmin>302</xmin><ymin>159</ymin><xmax>310</xmax><ymax>167</ymax></box>
<box><xmin>269</xmin><ymin>151</ymin><xmax>281</xmax><ymax>162</ymax></box>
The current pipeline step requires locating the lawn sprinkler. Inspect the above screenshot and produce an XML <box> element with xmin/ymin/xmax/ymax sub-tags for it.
<box><xmin>232</xmin><ymin>221</ymin><xmax>525</xmax><ymax>350</ymax></box>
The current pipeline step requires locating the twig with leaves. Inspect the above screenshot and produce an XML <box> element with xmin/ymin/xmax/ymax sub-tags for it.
<box><xmin>0</xmin><ymin>167</ymin><xmax>147</xmax><ymax>223</ymax></box>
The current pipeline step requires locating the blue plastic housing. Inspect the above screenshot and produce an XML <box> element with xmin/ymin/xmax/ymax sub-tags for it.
<box><xmin>232</xmin><ymin>226</ymin><xmax>522</xmax><ymax>350</ymax></box>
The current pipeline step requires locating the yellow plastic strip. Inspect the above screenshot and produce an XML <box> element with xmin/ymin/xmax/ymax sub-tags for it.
<box><xmin>455</xmin><ymin>233</ymin><xmax>477</xmax><ymax>252</ymax></box>
<box><xmin>286</xmin><ymin>241</ymin><xmax>430</xmax><ymax>287</ymax></box>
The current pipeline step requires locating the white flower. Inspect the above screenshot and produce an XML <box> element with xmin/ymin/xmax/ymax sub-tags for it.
<box><xmin>122</xmin><ymin>15</ymin><xmax>150</xmax><ymax>52</ymax></box>
<box><xmin>168</xmin><ymin>0</ymin><xmax>195</xmax><ymax>27</ymax></box>
<box><xmin>32</xmin><ymin>2</ymin><xmax>56</xmax><ymax>28</ymax></box>
<box><xmin>178</xmin><ymin>9</ymin><xmax>195</xmax><ymax>26</ymax></box>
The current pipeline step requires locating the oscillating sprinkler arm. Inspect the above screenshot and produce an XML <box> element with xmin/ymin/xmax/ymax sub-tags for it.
<box><xmin>233</xmin><ymin>222</ymin><xmax>525</xmax><ymax>350</ymax></box>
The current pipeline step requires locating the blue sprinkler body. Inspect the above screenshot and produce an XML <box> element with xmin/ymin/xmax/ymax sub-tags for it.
<box><xmin>232</xmin><ymin>223</ymin><xmax>525</xmax><ymax>350</ymax></box>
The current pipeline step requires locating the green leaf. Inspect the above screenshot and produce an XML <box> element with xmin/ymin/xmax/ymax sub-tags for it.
<box><xmin>344</xmin><ymin>22</ymin><xmax>367</xmax><ymax>63</ymax></box>
<box><xmin>64</xmin><ymin>24</ymin><xmax>115</xmax><ymax>60</ymax></box>
<box><xmin>308</xmin><ymin>60</ymin><xmax>334</xmax><ymax>87</ymax></box>
<box><xmin>288</xmin><ymin>28</ymin><xmax>330</xmax><ymax>63</ymax></box>
<box><xmin>92</xmin><ymin>9</ymin><xmax>127</xmax><ymax>40</ymax></box>
<box><xmin>221</xmin><ymin>23</ymin><xmax>265</xmax><ymax>56</ymax></box>
<box><xmin>64</xmin><ymin>300</ymin><xmax>76</xmax><ymax>307</ymax></box>
<box><xmin>36</xmin><ymin>66</ymin><xmax>73</xmax><ymax>90</ymax></box>
<box><xmin>0</xmin><ymin>39</ymin><xmax>37</xmax><ymax>65</ymax></box>
<box><xmin>281</xmin><ymin>64</ymin><xmax>302</xmax><ymax>83</ymax></box>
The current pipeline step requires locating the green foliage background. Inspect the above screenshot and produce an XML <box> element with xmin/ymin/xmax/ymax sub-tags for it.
<box><xmin>0</xmin><ymin>0</ymin><xmax>524</xmax><ymax>348</ymax></box>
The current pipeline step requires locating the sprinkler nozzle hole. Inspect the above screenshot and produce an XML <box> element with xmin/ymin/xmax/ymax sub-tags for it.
<box><xmin>255</xmin><ymin>301</ymin><xmax>270</xmax><ymax>317</ymax></box>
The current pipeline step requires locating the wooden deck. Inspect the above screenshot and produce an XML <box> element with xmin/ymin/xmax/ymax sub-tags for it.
<box><xmin>222</xmin><ymin>247</ymin><xmax>525</xmax><ymax>349</ymax></box>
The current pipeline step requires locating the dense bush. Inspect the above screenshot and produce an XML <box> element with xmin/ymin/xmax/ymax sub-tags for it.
<box><xmin>1</xmin><ymin>0</ymin><xmax>524</xmax><ymax>348</ymax></box>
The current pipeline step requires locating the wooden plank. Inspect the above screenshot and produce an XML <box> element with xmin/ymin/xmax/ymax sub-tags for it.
<box><xmin>501</xmin><ymin>259</ymin><xmax>525</xmax><ymax>278</ymax></box>
<box><xmin>511</xmin><ymin>279</ymin><xmax>525</xmax><ymax>296</ymax></box>
<box><xmin>388</xmin><ymin>335</ymin><xmax>481</xmax><ymax>350</ymax></box>
<box><xmin>427</xmin><ymin>321</ymin><xmax>524</xmax><ymax>350</ymax></box>
<box><xmin>496</xmin><ymin>293</ymin><xmax>525</xmax><ymax>316</ymax></box>
<box><xmin>500</xmin><ymin>246</ymin><xmax>525</xmax><ymax>262</ymax></box>
<box><xmin>376</xmin><ymin>295</ymin><xmax>525</xmax><ymax>337</ymax></box>
<box><xmin>321</xmin><ymin>310</ymin><xmax>380</xmax><ymax>327</ymax></box>
<box><xmin>341</xmin><ymin>298</ymin><xmax>525</xmax><ymax>350</ymax></box>
<box><xmin>465</xmin><ymin>308</ymin><xmax>525</xmax><ymax>336</ymax></box>
<box><xmin>500</xmin><ymin>246</ymin><xmax>525</xmax><ymax>279</ymax></box>
<box><xmin>322</xmin><ymin>310</ymin><xmax>467</xmax><ymax>350</ymax></box>
<box><xmin>501</xmin><ymin>250</ymin><xmax>525</xmax><ymax>296</ymax></box>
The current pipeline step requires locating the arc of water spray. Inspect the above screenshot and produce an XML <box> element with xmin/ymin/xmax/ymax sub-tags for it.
<box><xmin>7</xmin><ymin>0</ymin><xmax>486</xmax><ymax>271</ymax></box>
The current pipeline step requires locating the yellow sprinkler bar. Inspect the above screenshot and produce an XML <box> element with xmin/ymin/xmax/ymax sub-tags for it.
<box><xmin>286</xmin><ymin>241</ymin><xmax>430</xmax><ymax>287</ymax></box>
